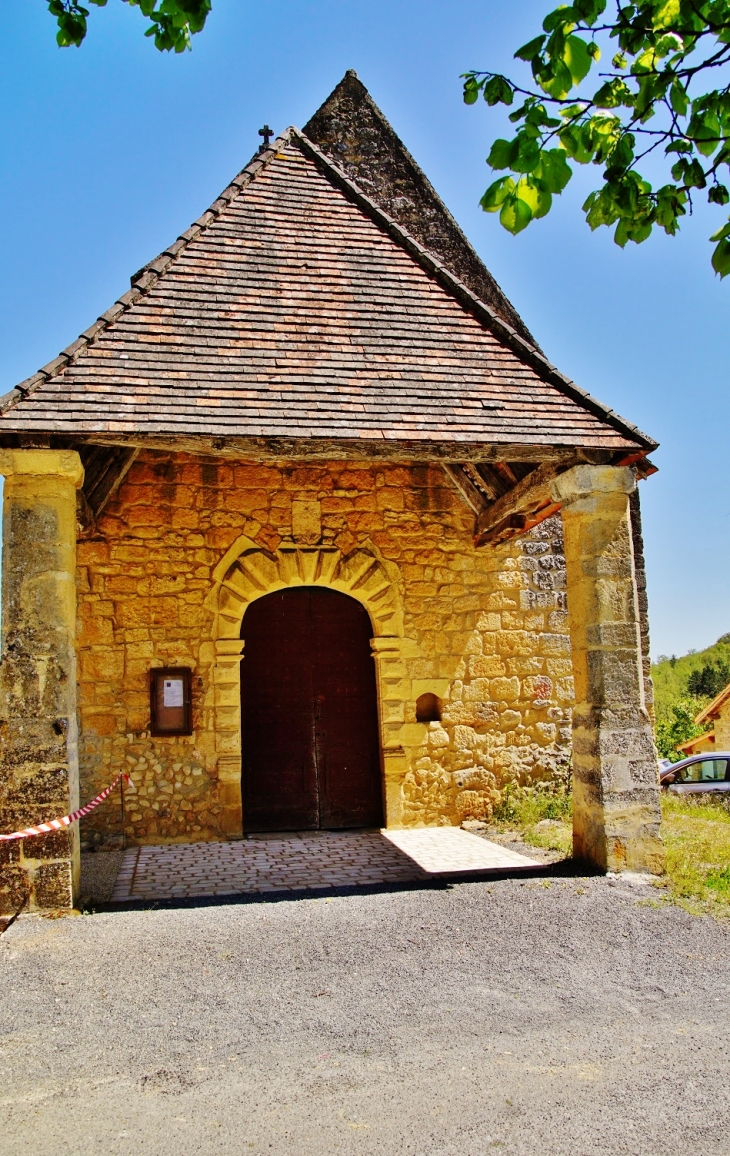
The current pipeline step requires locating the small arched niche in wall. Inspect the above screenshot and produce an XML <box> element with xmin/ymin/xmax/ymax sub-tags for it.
<box><xmin>416</xmin><ymin>692</ymin><xmax>442</xmax><ymax>723</ymax></box>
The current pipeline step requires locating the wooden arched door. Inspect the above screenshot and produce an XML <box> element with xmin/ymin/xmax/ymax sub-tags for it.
<box><xmin>240</xmin><ymin>587</ymin><xmax>383</xmax><ymax>832</ymax></box>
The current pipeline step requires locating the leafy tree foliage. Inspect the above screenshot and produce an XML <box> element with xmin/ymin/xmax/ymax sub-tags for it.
<box><xmin>655</xmin><ymin>697</ymin><xmax>708</xmax><ymax>759</ymax></box>
<box><xmin>463</xmin><ymin>1</ymin><xmax>730</xmax><ymax>275</ymax></box>
<box><xmin>48</xmin><ymin>0</ymin><xmax>211</xmax><ymax>53</ymax></box>
<box><xmin>686</xmin><ymin>660</ymin><xmax>730</xmax><ymax>697</ymax></box>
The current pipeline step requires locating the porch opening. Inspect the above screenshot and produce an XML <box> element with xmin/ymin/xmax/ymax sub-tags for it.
<box><xmin>240</xmin><ymin>586</ymin><xmax>383</xmax><ymax>832</ymax></box>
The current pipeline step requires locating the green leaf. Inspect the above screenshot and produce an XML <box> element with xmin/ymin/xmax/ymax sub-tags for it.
<box><xmin>712</xmin><ymin>237</ymin><xmax>730</xmax><ymax>277</ymax></box>
<box><xmin>573</xmin><ymin>0</ymin><xmax>607</xmax><ymax>23</ymax></box>
<box><xmin>543</xmin><ymin>8</ymin><xmax>574</xmax><ymax>32</ymax></box>
<box><xmin>512</xmin><ymin>135</ymin><xmax>542</xmax><ymax>173</ymax></box>
<box><xmin>656</xmin><ymin>184</ymin><xmax>687</xmax><ymax>234</ymax></box>
<box><xmin>515</xmin><ymin>34</ymin><xmax>546</xmax><ymax>62</ymax></box>
<box><xmin>49</xmin><ymin>0</ymin><xmax>212</xmax><ymax>52</ymax></box>
<box><xmin>483</xmin><ymin>75</ymin><xmax>514</xmax><ymax>106</ymax></box>
<box><xmin>539</xmin><ymin>58</ymin><xmax>574</xmax><ymax>99</ymax></box>
<box><xmin>463</xmin><ymin>76</ymin><xmax>480</xmax><ymax>105</ymax></box>
<box><xmin>610</xmin><ymin>131</ymin><xmax>635</xmax><ymax>170</ymax></box>
<box><xmin>486</xmin><ymin>138</ymin><xmax>518</xmax><ymax>170</ymax></box>
<box><xmin>480</xmin><ymin>176</ymin><xmax>516</xmax><ymax>213</ymax></box>
<box><xmin>653</xmin><ymin>0</ymin><xmax>681</xmax><ymax>31</ymax></box>
<box><xmin>665</xmin><ymin>139</ymin><xmax>692</xmax><ymax>155</ymax></box>
<box><xmin>689</xmin><ymin>111</ymin><xmax>722</xmax><ymax>158</ymax></box>
<box><xmin>563</xmin><ymin>35</ymin><xmax>594</xmax><ymax>86</ymax></box>
<box><xmin>670</xmin><ymin>82</ymin><xmax>689</xmax><ymax>117</ymax></box>
<box><xmin>709</xmin><ymin>185</ymin><xmax>730</xmax><ymax>206</ymax></box>
<box><xmin>500</xmin><ymin>194</ymin><xmax>533</xmax><ymax>234</ymax></box>
<box><xmin>559</xmin><ymin>124</ymin><xmax>594</xmax><ymax>164</ymax></box>
<box><xmin>710</xmin><ymin>222</ymin><xmax>730</xmax><ymax>243</ymax></box>
<box><xmin>516</xmin><ymin>177</ymin><xmax>552</xmax><ymax>219</ymax></box>
<box><xmin>614</xmin><ymin>215</ymin><xmax>653</xmax><ymax>247</ymax></box>
<box><xmin>583</xmin><ymin>188</ymin><xmax>617</xmax><ymax>229</ymax></box>
<box><xmin>686</xmin><ymin>159</ymin><xmax>708</xmax><ymax>189</ymax></box>
<box><xmin>534</xmin><ymin>148</ymin><xmax>573</xmax><ymax>193</ymax></box>
<box><xmin>593</xmin><ymin>79</ymin><xmax>632</xmax><ymax>108</ymax></box>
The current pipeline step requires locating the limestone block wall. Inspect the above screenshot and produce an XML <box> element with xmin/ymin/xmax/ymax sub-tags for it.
<box><xmin>76</xmin><ymin>452</ymin><xmax>572</xmax><ymax>845</ymax></box>
<box><xmin>402</xmin><ymin>514</ymin><xmax>572</xmax><ymax>825</ymax></box>
<box><xmin>714</xmin><ymin>702</ymin><xmax>730</xmax><ymax>750</ymax></box>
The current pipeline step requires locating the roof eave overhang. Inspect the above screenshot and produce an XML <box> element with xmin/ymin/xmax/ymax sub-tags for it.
<box><xmin>2</xmin><ymin>431</ymin><xmax>642</xmax><ymax>466</ymax></box>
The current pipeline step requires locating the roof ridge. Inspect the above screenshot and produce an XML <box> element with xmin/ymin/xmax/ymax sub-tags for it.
<box><xmin>302</xmin><ymin>71</ymin><xmax>539</xmax><ymax>349</ymax></box>
<box><xmin>1</xmin><ymin>128</ymin><xmax>295</xmax><ymax>415</ymax></box>
<box><xmin>291</xmin><ymin>129</ymin><xmax>656</xmax><ymax>451</ymax></box>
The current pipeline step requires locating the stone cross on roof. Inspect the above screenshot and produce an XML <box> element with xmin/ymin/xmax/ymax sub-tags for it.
<box><xmin>258</xmin><ymin>124</ymin><xmax>274</xmax><ymax>152</ymax></box>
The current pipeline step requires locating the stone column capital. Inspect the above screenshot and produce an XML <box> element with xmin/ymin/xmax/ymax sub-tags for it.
<box><xmin>550</xmin><ymin>464</ymin><xmax>635</xmax><ymax>506</ymax></box>
<box><xmin>0</xmin><ymin>448</ymin><xmax>84</xmax><ymax>488</ymax></box>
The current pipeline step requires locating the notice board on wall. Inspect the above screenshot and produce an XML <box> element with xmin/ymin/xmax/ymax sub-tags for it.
<box><xmin>149</xmin><ymin>667</ymin><xmax>192</xmax><ymax>736</ymax></box>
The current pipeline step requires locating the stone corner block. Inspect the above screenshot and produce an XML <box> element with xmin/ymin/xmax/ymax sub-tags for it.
<box><xmin>0</xmin><ymin>449</ymin><xmax>84</xmax><ymax>487</ymax></box>
<box><xmin>550</xmin><ymin>465</ymin><xmax>635</xmax><ymax>505</ymax></box>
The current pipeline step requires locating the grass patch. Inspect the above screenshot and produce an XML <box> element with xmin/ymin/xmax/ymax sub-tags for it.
<box><xmin>659</xmin><ymin>793</ymin><xmax>730</xmax><ymax>917</ymax></box>
<box><xmin>488</xmin><ymin>789</ymin><xmax>730</xmax><ymax>914</ymax></box>
<box><xmin>491</xmin><ymin>785</ymin><xmax>573</xmax><ymax>857</ymax></box>
<box><xmin>488</xmin><ymin>787</ymin><xmax>730</xmax><ymax>915</ymax></box>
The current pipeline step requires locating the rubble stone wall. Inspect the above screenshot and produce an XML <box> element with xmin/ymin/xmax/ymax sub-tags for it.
<box><xmin>77</xmin><ymin>451</ymin><xmax>572</xmax><ymax>845</ymax></box>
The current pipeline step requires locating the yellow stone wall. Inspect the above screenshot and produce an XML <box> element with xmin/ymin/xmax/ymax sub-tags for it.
<box><xmin>77</xmin><ymin>452</ymin><xmax>572</xmax><ymax>845</ymax></box>
<box><xmin>713</xmin><ymin>702</ymin><xmax>730</xmax><ymax>750</ymax></box>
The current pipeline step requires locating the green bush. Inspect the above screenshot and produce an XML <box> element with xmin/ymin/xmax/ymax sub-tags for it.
<box><xmin>655</xmin><ymin>697</ymin><xmax>708</xmax><ymax>761</ymax></box>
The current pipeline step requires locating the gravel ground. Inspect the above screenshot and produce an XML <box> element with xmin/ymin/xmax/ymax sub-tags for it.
<box><xmin>1</xmin><ymin>873</ymin><xmax>729</xmax><ymax>1156</ymax></box>
<box><xmin>80</xmin><ymin>850</ymin><xmax>125</xmax><ymax>904</ymax></box>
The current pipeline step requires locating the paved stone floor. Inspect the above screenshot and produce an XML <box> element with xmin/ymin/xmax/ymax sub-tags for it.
<box><xmin>107</xmin><ymin>828</ymin><xmax>538</xmax><ymax>903</ymax></box>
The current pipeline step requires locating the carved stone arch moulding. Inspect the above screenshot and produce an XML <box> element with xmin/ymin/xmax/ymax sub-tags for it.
<box><xmin>207</xmin><ymin>538</ymin><xmax>409</xmax><ymax>835</ymax></box>
<box><xmin>210</xmin><ymin>537</ymin><xmax>403</xmax><ymax>639</ymax></box>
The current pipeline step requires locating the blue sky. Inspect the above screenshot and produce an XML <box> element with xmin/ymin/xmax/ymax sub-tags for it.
<box><xmin>1</xmin><ymin>0</ymin><xmax>727</xmax><ymax>659</ymax></box>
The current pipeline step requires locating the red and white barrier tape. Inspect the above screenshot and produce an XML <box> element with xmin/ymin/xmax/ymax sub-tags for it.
<box><xmin>0</xmin><ymin>771</ymin><xmax>134</xmax><ymax>842</ymax></box>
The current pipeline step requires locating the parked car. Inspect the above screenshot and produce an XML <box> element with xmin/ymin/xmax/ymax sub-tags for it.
<box><xmin>659</xmin><ymin>752</ymin><xmax>730</xmax><ymax>795</ymax></box>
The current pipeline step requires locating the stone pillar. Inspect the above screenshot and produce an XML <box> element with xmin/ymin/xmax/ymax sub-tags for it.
<box><xmin>550</xmin><ymin>465</ymin><xmax>664</xmax><ymax>874</ymax></box>
<box><xmin>0</xmin><ymin>450</ymin><xmax>84</xmax><ymax>914</ymax></box>
<box><xmin>371</xmin><ymin>637</ymin><xmax>409</xmax><ymax>828</ymax></box>
<box><xmin>212</xmin><ymin>638</ymin><xmax>245</xmax><ymax>836</ymax></box>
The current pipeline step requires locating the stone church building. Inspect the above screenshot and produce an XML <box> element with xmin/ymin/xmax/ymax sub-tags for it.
<box><xmin>0</xmin><ymin>73</ymin><xmax>664</xmax><ymax>913</ymax></box>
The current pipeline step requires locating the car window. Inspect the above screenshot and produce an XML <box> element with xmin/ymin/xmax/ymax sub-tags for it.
<box><xmin>681</xmin><ymin>759</ymin><xmax>730</xmax><ymax>782</ymax></box>
<box><xmin>677</xmin><ymin>763</ymin><xmax>702</xmax><ymax>782</ymax></box>
<box><xmin>699</xmin><ymin>759</ymin><xmax>730</xmax><ymax>781</ymax></box>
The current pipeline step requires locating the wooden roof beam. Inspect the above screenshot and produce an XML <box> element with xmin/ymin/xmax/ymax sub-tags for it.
<box><xmin>442</xmin><ymin>464</ymin><xmax>489</xmax><ymax>515</ymax></box>
<box><xmin>473</xmin><ymin>461</ymin><xmax>568</xmax><ymax>547</ymax></box>
<box><xmin>51</xmin><ymin>433</ymin><xmax>601</xmax><ymax>465</ymax></box>
<box><xmin>77</xmin><ymin>445</ymin><xmax>139</xmax><ymax>533</ymax></box>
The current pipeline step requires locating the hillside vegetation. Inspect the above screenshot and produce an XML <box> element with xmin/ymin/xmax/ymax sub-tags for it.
<box><xmin>652</xmin><ymin>635</ymin><xmax>730</xmax><ymax>713</ymax></box>
<box><xmin>651</xmin><ymin>633</ymin><xmax>730</xmax><ymax>759</ymax></box>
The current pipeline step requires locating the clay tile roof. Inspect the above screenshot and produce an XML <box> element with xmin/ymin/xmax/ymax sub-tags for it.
<box><xmin>304</xmin><ymin>70</ymin><xmax>539</xmax><ymax>348</ymax></box>
<box><xmin>0</xmin><ymin>77</ymin><xmax>657</xmax><ymax>453</ymax></box>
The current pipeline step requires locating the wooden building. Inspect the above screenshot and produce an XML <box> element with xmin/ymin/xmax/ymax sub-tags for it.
<box><xmin>0</xmin><ymin>73</ymin><xmax>664</xmax><ymax>912</ymax></box>
<box><xmin>678</xmin><ymin>682</ymin><xmax>730</xmax><ymax>755</ymax></box>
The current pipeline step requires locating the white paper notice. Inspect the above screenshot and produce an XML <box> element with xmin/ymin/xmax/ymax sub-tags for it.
<box><xmin>163</xmin><ymin>679</ymin><xmax>184</xmax><ymax>708</ymax></box>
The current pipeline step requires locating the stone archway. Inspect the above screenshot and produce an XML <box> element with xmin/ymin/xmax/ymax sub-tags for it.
<box><xmin>207</xmin><ymin>538</ymin><xmax>408</xmax><ymax>835</ymax></box>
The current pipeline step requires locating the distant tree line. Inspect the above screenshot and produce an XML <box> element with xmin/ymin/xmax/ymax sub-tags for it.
<box><xmin>686</xmin><ymin>660</ymin><xmax>730</xmax><ymax>699</ymax></box>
